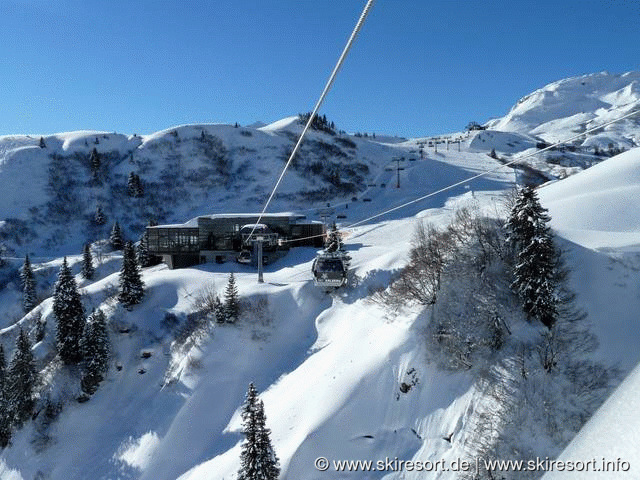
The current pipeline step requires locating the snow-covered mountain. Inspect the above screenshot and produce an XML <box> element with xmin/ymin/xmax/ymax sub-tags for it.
<box><xmin>487</xmin><ymin>71</ymin><xmax>640</xmax><ymax>147</ymax></box>
<box><xmin>0</xmin><ymin>119</ymin><xmax>398</xmax><ymax>258</ymax></box>
<box><xmin>0</xmin><ymin>72</ymin><xmax>639</xmax><ymax>480</ymax></box>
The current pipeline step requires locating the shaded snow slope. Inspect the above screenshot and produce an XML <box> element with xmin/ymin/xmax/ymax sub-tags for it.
<box><xmin>542</xmin><ymin>363</ymin><xmax>640</xmax><ymax>480</ymax></box>
<box><xmin>468</xmin><ymin>130</ymin><xmax>538</xmax><ymax>154</ymax></box>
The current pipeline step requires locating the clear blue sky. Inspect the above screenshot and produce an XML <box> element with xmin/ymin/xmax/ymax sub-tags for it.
<box><xmin>1</xmin><ymin>0</ymin><xmax>639</xmax><ymax>138</ymax></box>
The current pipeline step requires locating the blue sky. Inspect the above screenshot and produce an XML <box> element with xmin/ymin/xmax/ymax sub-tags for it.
<box><xmin>1</xmin><ymin>0</ymin><xmax>639</xmax><ymax>137</ymax></box>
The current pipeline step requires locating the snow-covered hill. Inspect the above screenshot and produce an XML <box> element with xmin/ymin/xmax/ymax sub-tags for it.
<box><xmin>542</xmin><ymin>363</ymin><xmax>640</xmax><ymax>480</ymax></box>
<box><xmin>0</xmin><ymin>120</ymin><xmax>395</xmax><ymax>258</ymax></box>
<box><xmin>0</xmin><ymin>71</ymin><xmax>640</xmax><ymax>480</ymax></box>
<box><xmin>539</xmin><ymin>147</ymin><xmax>640</xmax><ymax>250</ymax></box>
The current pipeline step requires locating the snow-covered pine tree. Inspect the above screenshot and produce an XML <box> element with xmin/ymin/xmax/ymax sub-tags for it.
<box><xmin>325</xmin><ymin>222</ymin><xmax>341</xmax><ymax>253</ymax></box>
<box><xmin>54</xmin><ymin>258</ymin><xmax>85</xmax><ymax>364</ymax></box>
<box><xmin>0</xmin><ymin>345</ymin><xmax>11</xmax><ymax>447</ymax></box>
<box><xmin>20</xmin><ymin>254</ymin><xmax>37</xmax><ymax>313</ymax></box>
<box><xmin>214</xmin><ymin>295</ymin><xmax>225</xmax><ymax>324</ymax></box>
<box><xmin>127</xmin><ymin>172</ymin><xmax>143</xmax><ymax>198</ymax></box>
<box><xmin>118</xmin><ymin>241</ymin><xmax>144</xmax><ymax>307</ymax></box>
<box><xmin>237</xmin><ymin>383</ymin><xmax>280</xmax><ymax>480</ymax></box>
<box><xmin>7</xmin><ymin>329</ymin><xmax>37</xmax><ymax>427</ymax></box>
<box><xmin>325</xmin><ymin>222</ymin><xmax>351</xmax><ymax>266</ymax></box>
<box><xmin>80</xmin><ymin>309</ymin><xmax>110</xmax><ymax>395</ymax></box>
<box><xmin>136</xmin><ymin>232</ymin><xmax>151</xmax><ymax>268</ymax></box>
<box><xmin>506</xmin><ymin>186</ymin><xmax>549</xmax><ymax>250</ymax></box>
<box><xmin>110</xmin><ymin>221</ymin><xmax>124</xmax><ymax>250</ymax></box>
<box><xmin>136</xmin><ymin>176</ymin><xmax>144</xmax><ymax>197</ymax></box>
<box><xmin>507</xmin><ymin>187</ymin><xmax>559</xmax><ymax>328</ymax></box>
<box><xmin>224</xmin><ymin>272</ymin><xmax>239</xmax><ymax>323</ymax></box>
<box><xmin>254</xmin><ymin>399</ymin><xmax>280</xmax><ymax>480</ymax></box>
<box><xmin>94</xmin><ymin>205</ymin><xmax>106</xmax><ymax>226</ymax></box>
<box><xmin>127</xmin><ymin>172</ymin><xmax>136</xmax><ymax>197</ymax></box>
<box><xmin>89</xmin><ymin>147</ymin><xmax>101</xmax><ymax>184</ymax></box>
<box><xmin>81</xmin><ymin>243</ymin><xmax>95</xmax><ymax>280</ymax></box>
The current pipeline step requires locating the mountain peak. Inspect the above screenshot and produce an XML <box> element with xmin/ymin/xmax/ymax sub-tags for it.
<box><xmin>487</xmin><ymin>71</ymin><xmax>640</xmax><ymax>144</ymax></box>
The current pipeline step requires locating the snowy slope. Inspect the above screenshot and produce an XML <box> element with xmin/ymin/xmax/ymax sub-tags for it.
<box><xmin>542</xmin><ymin>363</ymin><xmax>640</xmax><ymax>479</ymax></box>
<box><xmin>535</xmin><ymin>146</ymin><xmax>640</xmax><ymax>479</ymax></box>
<box><xmin>538</xmin><ymin>147</ymin><xmax>640</xmax><ymax>250</ymax></box>
<box><xmin>0</xmin><ymin>119</ymin><xmax>520</xmax><ymax>479</ymax></box>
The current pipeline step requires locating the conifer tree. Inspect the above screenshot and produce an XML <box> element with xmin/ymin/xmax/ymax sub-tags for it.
<box><xmin>325</xmin><ymin>222</ymin><xmax>351</xmax><ymax>266</ymax></box>
<box><xmin>20</xmin><ymin>254</ymin><xmax>37</xmax><ymax>313</ymax></box>
<box><xmin>39</xmin><ymin>137</ymin><xmax>46</xmax><ymax>148</ymax></box>
<box><xmin>238</xmin><ymin>383</ymin><xmax>280</xmax><ymax>480</ymax></box>
<box><xmin>214</xmin><ymin>295</ymin><xmax>225</xmax><ymax>324</ymax></box>
<box><xmin>110</xmin><ymin>221</ymin><xmax>124</xmax><ymax>250</ymax></box>
<box><xmin>94</xmin><ymin>205</ymin><xmax>106</xmax><ymax>226</ymax></box>
<box><xmin>81</xmin><ymin>243</ymin><xmax>95</xmax><ymax>280</ymax></box>
<box><xmin>118</xmin><ymin>241</ymin><xmax>144</xmax><ymax>307</ymax></box>
<box><xmin>136</xmin><ymin>232</ymin><xmax>151</xmax><ymax>268</ymax></box>
<box><xmin>507</xmin><ymin>187</ymin><xmax>559</xmax><ymax>328</ymax></box>
<box><xmin>127</xmin><ymin>172</ymin><xmax>136</xmax><ymax>196</ymax></box>
<box><xmin>7</xmin><ymin>330</ymin><xmax>37</xmax><ymax>427</ymax></box>
<box><xmin>325</xmin><ymin>222</ymin><xmax>343</xmax><ymax>253</ymax></box>
<box><xmin>506</xmin><ymin>186</ymin><xmax>546</xmax><ymax>249</ymax></box>
<box><xmin>89</xmin><ymin>147</ymin><xmax>101</xmax><ymax>184</ymax></box>
<box><xmin>54</xmin><ymin>258</ymin><xmax>85</xmax><ymax>364</ymax></box>
<box><xmin>224</xmin><ymin>273</ymin><xmax>239</xmax><ymax>323</ymax></box>
<box><xmin>127</xmin><ymin>172</ymin><xmax>144</xmax><ymax>198</ymax></box>
<box><xmin>0</xmin><ymin>345</ymin><xmax>11</xmax><ymax>447</ymax></box>
<box><xmin>80</xmin><ymin>309</ymin><xmax>110</xmax><ymax>395</ymax></box>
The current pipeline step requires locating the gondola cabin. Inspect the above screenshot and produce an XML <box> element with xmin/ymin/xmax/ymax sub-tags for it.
<box><xmin>312</xmin><ymin>252</ymin><xmax>348</xmax><ymax>288</ymax></box>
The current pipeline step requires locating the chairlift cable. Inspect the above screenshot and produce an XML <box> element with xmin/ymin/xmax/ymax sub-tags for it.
<box><xmin>280</xmin><ymin>103</ymin><xmax>640</xmax><ymax>245</ymax></box>
<box><xmin>248</xmin><ymin>0</ymin><xmax>376</xmax><ymax>240</ymax></box>
<box><xmin>347</xmin><ymin>105</ymin><xmax>640</xmax><ymax>229</ymax></box>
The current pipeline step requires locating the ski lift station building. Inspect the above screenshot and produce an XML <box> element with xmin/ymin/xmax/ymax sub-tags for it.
<box><xmin>146</xmin><ymin>213</ymin><xmax>326</xmax><ymax>269</ymax></box>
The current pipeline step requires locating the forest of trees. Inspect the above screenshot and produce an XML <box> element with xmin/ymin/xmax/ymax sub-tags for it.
<box><xmin>298</xmin><ymin>112</ymin><xmax>336</xmax><ymax>135</ymax></box>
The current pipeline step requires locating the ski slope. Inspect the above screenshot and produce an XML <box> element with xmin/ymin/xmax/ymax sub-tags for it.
<box><xmin>3</xmin><ymin>137</ymin><xmax>638</xmax><ymax>480</ymax></box>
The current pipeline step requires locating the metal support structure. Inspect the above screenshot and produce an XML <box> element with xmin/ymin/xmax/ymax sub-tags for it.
<box><xmin>253</xmin><ymin>238</ymin><xmax>264</xmax><ymax>283</ymax></box>
<box><xmin>392</xmin><ymin>157</ymin><xmax>405</xmax><ymax>188</ymax></box>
